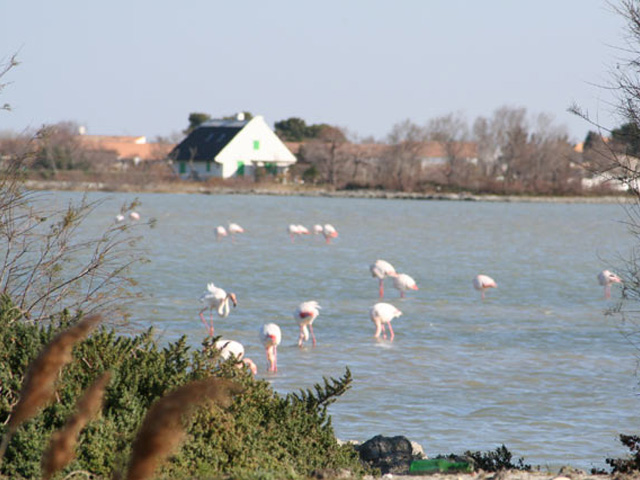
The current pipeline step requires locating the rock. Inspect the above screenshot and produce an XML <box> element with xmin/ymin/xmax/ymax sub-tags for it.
<box><xmin>411</xmin><ymin>440</ymin><xmax>427</xmax><ymax>459</ymax></box>
<box><xmin>356</xmin><ymin>434</ymin><xmax>415</xmax><ymax>474</ymax></box>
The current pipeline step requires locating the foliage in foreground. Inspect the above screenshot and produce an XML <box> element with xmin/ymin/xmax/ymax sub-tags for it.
<box><xmin>0</xmin><ymin>299</ymin><xmax>366</xmax><ymax>479</ymax></box>
<box><xmin>462</xmin><ymin>444</ymin><xmax>532</xmax><ymax>472</ymax></box>
<box><xmin>602</xmin><ymin>434</ymin><xmax>640</xmax><ymax>474</ymax></box>
<box><xmin>436</xmin><ymin>444</ymin><xmax>532</xmax><ymax>472</ymax></box>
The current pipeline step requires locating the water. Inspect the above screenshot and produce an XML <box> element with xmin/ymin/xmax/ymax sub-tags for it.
<box><xmin>42</xmin><ymin>191</ymin><xmax>640</xmax><ymax>470</ymax></box>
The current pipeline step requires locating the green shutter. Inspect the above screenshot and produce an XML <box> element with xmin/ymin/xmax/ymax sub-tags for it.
<box><xmin>253</xmin><ymin>140</ymin><xmax>260</xmax><ymax>150</ymax></box>
<box><xmin>179</xmin><ymin>162</ymin><xmax>186</xmax><ymax>174</ymax></box>
<box><xmin>237</xmin><ymin>161</ymin><xmax>245</xmax><ymax>176</ymax></box>
<box><xmin>206</xmin><ymin>160</ymin><xmax>211</xmax><ymax>172</ymax></box>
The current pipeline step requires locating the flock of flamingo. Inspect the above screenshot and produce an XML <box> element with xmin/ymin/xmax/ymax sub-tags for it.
<box><xmin>119</xmin><ymin>213</ymin><xmax>624</xmax><ymax>375</ymax></box>
<box><xmin>195</xmin><ymin>218</ymin><xmax>625</xmax><ymax>376</ymax></box>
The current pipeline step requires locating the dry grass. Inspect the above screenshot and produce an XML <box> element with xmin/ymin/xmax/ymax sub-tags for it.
<box><xmin>41</xmin><ymin>371</ymin><xmax>111</xmax><ymax>480</ymax></box>
<box><xmin>0</xmin><ymin>314</ymin><xmax>102</xmax><ymax>464</ymax></box>
<box><xmin>124</xmin><ymin>377</ymin><xmax>244</xmax><ymax>480</ymax></box>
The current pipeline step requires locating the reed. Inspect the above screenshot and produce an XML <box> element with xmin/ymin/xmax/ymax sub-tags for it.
<box><xmin>0</xmin><ymin>314</ymin><xmax>101</xmax><ymax>464</ymax></box>
<box><xmin>41</xmin><ymin>371</ymin><xmax>112</xmax><ymax>480</ymax></box>
<box><xmin>124</xmin><ymin>377</ymin><xmax>244</xmax><ymax>480</ymax></box>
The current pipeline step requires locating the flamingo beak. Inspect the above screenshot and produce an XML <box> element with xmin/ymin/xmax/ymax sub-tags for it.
<box><xmin>230</xmin><ymin>293</ymin><xmax>238</xmax><ymax>307</ymax></box>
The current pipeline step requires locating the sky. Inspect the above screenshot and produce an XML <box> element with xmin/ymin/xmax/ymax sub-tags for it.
<box><xmin>0</xmin><ymin>1</ymin><xmax>631</xmax><ymax>143</ymax></box>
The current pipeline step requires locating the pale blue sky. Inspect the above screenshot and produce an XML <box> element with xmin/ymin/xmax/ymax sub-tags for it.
<box><xmin>0</xmin><ymin>1</ymin><xmax>629</xmax><ymax>142</ymax></box>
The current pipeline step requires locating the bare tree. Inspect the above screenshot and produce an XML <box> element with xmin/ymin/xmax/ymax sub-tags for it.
<box><xmin>0</xmin><ymin>58</ymin><xmax>151</xmax><ymax>324</ymax></box>
<box><xmin>383</xmin><ymin>119</ymin><xmax>428</xmax><ymax>191</ymax></box>
<box><xmin>299</xmin><ymin>126</ymin><xmax>350</xmax><ymax>188</ymax></box>
<box><xmin>425</xmin><ymin>112</ymin><xmax>472</xmax><ymax>188</ymax></box>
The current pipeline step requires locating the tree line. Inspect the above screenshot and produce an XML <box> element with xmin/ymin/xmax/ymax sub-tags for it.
<box><xmin>0</xmin><ymin>106</ymin><xmax>636</xmax><ymax>196</ymax></box>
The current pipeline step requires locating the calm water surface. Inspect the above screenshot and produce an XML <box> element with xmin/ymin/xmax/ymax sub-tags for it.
<box><xmin>48</xmin><ymin>191</ymin><xmax>640</xmax><ymax>470</ymax></box>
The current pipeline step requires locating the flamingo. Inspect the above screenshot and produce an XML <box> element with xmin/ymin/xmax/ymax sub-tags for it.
<box><xmin>198</xmin><ymin>282</ymin><xmax>238</xmax><ymax>336</ymax></box>
<box><xmin>294</xmin><ymin>301</ymin><xmax>321</xmax><ymax>347</ymax></box>
<box><xmin>115</xmin><ymin>214</ymin><xmax>125</xmax><ymax>223</ymax></box>
<box><xmin>228</xmin><ymin>223</ymin><xmax>244</xmax><ymax>234</ymax></box>
<box><xmin>370</xmin><ymin>302</ymin><xmax>402</xmax><ymax>341</ymax></box>
<box><xmin>473</xmin><ymin>274</ymin><xmax>497</xmax><ymax>300</ymax></box>
<box><xmin>214</xmin><ymin>338</ymin><xmax>257</xmax><ymax>375</ymax></box>
<box><xmin>370</xmin><ymin>259</ymin><xmax>399</xmax><ymax>298</ymax></box>
<box><xmin>393</xmin><ymin>273</ymin><xmax>419</xmax><ymax>298</ymax></box>
<box><xmin>287</xmin><ymin>224</ymin><xmax>300</xmax><ymax>242</ymax></box>
<box><xmin>287</xmin><ymin>224</ymin><xmax>310</xmax><ymax>242</ymax></box>
<box><xmin>259</xmin><ymin>323</ymin><xmax>282</xmax><ymax>372</ymax></box>
<box><xmin>322</xmin><ymin>224</ymin><xmax>338</xmax><ymax>244</ymax></box>
<box><xmin>598</xmin><ymin>269</ymin><xmax>623</xmax><ymax>299</ymax></box>
<box><xmin>129</xmin><ymin>211</ymin><xmax>140</xmax><ymax>221</ymax></box>
<box><xmin>215</xmin><ymin>225</ymin><xmax>228</xmax><ymax>241</ymax></box>
<box><xmin>313</xmin><ymin>224</ymin><xmax>324</xmax><ymax>235</ymax></box>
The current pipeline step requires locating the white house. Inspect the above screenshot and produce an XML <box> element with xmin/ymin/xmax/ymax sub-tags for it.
<box><xmin>170</xmin><ymin>114</ymin><xmax>297</xmax><ymax>179</ymax></box>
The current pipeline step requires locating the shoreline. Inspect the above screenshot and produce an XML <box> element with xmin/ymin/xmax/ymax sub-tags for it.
<box><xmin>22</xmin><ymin>179</ymin><xmax>634</xmax><ymax>204</ymax></box>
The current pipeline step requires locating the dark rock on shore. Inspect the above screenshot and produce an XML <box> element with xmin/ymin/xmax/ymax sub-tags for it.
<box><xmin>356</xmin><ymin>434</ymin><xmax>417</xmax><ymax>474</ymax></box>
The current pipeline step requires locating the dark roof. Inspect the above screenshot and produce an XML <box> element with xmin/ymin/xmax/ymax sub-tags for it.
<box><xmin>170</xmin><ymin>120</ymin><xmax>247</xmax><ymax>161</ymax></box>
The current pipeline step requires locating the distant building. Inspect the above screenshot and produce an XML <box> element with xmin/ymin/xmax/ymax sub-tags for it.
<box><xmin>169</xmin><ymin>114</ymin><xmax>297</xmax><ymax>179</ymax></box>
<box><xmin>76</xmin><ymin>134</ymin><xmax>174</xmax><ymax>168</ymax></box>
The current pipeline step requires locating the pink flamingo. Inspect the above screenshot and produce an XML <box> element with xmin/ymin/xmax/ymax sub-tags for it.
<box><xmin>294</xmin><ymin>301</ymin><xmax>321</xmax><ymax>347</ymax></box>
<box><xmin>473</xmin><ymin>274</ymin><xmax>497</xmax><ymax>300</ymax></box>
<box><xmin>322</xmin><ymin>224</ymin><xmax>338</xmax><ymax>244</ymax></box>
<box><xmin>259</xmin><ymin>323</ymin><xmax>282</xmax><ymax>372</ymax></box>
<box><xmin>370</xmin><ymin>259</ymin><xmax>398</xmax><ymax>298</ymax></box>
<box><xmin>215</xmin><ymin>225</ymin><xmax>228</xmax><ymax>241</ymax></box>
<box><xmin>598</xmin><ymin>270</ymin><xmax>622</xmax><ymax>299</ymax></box>
<box><xmin>393</xmin><ymin>273</ymin><xmax>419</xmax><ymax>298</ymax></box>
<box><xmin>214</xmin><ymin>338</ymin><xmax>257</xmax><ymax>375</ymax></box>
<box><xmin>313</xmin><ymin>224</ymin><xmax>324</xmax><ymax>235</ymax></box>
<box><xmin>370</xmin><ymin>302</ymin><xmax>403</xmax><ymax>341</ymax></box>
<box><xmin>198</xmin><ymin>283</ymin><xmax>238</xmax><ymax>336</ymax></box>
<box><xmin>228</xmin><ymin>223</ymin><xmax>245</xmax><ymax>243</ymax></box>
<box><xmin>287</xmin><ymin>224</ymin><xmax>309</xmax><ymax>242</ymax></box>
<box><xmin>129</xmin><ymin>211</ymin><xmax>140</xmax><ymax>221</ymax></box>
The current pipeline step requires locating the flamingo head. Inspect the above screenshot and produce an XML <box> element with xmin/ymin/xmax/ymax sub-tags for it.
<box><xmin>242</xmin><ymin>358</ymin><xmax>258</xmax><ymax>376</ymax></box>
<box><xmin>228</xmin><ymin>292</ymin><xmax>238</xmax><ymax>307</ymax></box>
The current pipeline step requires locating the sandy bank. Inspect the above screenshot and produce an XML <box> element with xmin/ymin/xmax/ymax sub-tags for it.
<box><xmin>22</xmin><ymin>179</ymin><xmax>634</xmax><ymax>204</ymax></box>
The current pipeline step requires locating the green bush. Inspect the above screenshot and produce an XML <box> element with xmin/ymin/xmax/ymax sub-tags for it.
<box><xmin>435</xmin><ymin>444</ymin><xmax>532</xmax><ymax>473</ymax></box>
<box><xmin>0</xmin><ymin>299</ymin><xmax>367</xmax><ymax>479</ymax></box>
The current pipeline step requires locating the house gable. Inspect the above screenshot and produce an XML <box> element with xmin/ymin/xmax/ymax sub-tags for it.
<box><xmin>170</xmin><ymin>115</ymin><xmax>296</xmax><ymax>179</ymax></box>
<box><xmin>217</xmin><ymin>116</ymin><xmax>297</xmax><ymax>166</ymax></box>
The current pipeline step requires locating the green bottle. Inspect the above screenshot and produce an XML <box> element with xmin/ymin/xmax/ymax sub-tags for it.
<box><xmin>409</xmin><ymin>458</ymin><xmax>472</xmax><ymax>474</ymax></box>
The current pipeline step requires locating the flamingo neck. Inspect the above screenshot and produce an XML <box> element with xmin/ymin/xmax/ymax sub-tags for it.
<box><xmin>218</xmin><ymin>298</ymin><xmax>230</xmax><ymax>317</ymax></box>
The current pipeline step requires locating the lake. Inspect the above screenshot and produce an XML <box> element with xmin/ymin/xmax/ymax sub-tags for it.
<box><xmin>45</xmin><ymin>191</ymin><xmax>640</xmax><ymax>471</ymax></box>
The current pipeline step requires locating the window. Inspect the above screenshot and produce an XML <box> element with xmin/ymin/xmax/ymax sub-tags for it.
<box><xmin>206</xmin><ymin>160</ymin><xmax>211</xmax><ymax>172</ymax></box>
<box><xmin>253</xmin><ymin>140</ymin><xmax>260</xmax><ymax>150</ymax></box>
<box><xmin>179</xmin><ymin>162</ymin><xmax>186</xmax><ymax>174</ymax></box>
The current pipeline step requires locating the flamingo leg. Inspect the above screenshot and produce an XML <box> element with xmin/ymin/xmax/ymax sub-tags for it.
<box><xmin>381</xmin><ymin>323</ymin><xmax>387</xmax><ymax>340</ymax></box>
<box><xmin>199</xmin><ymin>310</ymin><xmax>212</xmax><ymax>335</ymax></box>
<box><xmin>388</xmin><ymin>322</ymin><xmax>394</xmax><ymax>341</ymax></box>
<box><xmin>605</xmin><ymin>285</ymin><xmax>611</xmax><ymax>299</ymax></box>
<box><xmin>400</xmin><ymin>291</ymin><xmax>405</xmax><ymax>299</ymax></box>
<box><xmin>273</xmin><ymin>346</ymin><xmax>278</xmax><ymax>372</ymax></box>
<box><xmin>379</xmin><ymin>279</ymin><xmax>384</xmax><ymax>298</ymax></box>
<box><xmin>481</xmin><ymin>290</ymin><xmax>485</xmax><ymax>300</ymax></box>
<box><xmin>298</xmin><ymin>326</ymin><xmax>305</xmax><ymax>347</ymax></box>
<box><xmin>309</xmin><ymin>324</ymin><xmax>316</xmax><ymax>347</ymax></box>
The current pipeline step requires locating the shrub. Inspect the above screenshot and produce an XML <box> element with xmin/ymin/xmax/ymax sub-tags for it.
<box><xmin>603</xmin><ymin>434</ymin><xmax>640</xmax><ymax>474</ymax></box>
<box><xmin>0</xmin><ymin>302</ymin><xmax>367</xmax><ymax>479</ymax></box>
<box><xmin>435</xmin><ymin>444</ymin><xmax>532</xmax><ymax>472</ymax></box>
